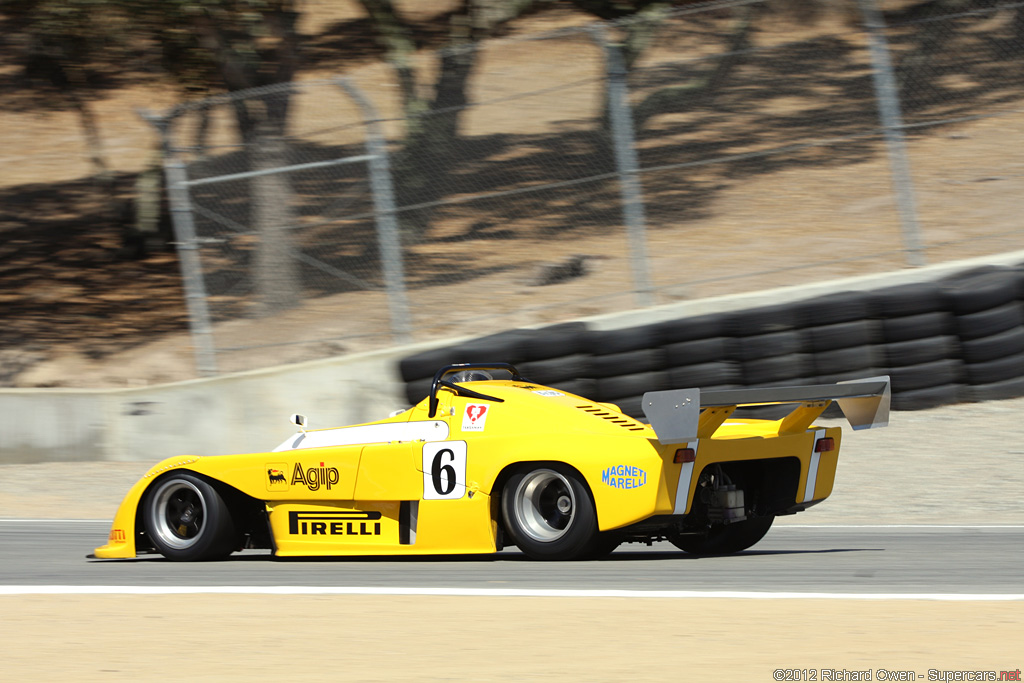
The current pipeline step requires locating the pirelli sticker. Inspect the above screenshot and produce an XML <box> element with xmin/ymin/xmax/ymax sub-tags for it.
<box><xmin>288</xmin><ymin>510</ymin><xmax>382</xmax><ymax>537</ymax></box>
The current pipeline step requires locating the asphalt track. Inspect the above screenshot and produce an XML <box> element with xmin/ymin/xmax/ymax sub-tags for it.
<box><xmin>2</xmin><ymin>520</ymin><xmax>1021</xmax><ymax>594</ymax></box>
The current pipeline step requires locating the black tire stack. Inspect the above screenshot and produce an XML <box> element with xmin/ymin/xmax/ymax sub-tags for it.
<box><xmin>659</xmin><ymin>313</ymin><xmax>739</xmax><ymax>406</ymax></box>
<box><xmin>943</xmin><ymin>267</ymin><xmax>1024</xmax><ymax>402</ymax></box>
<box><xmin>518</xmin><ymin>322</ymin><xmax>594</xmax><ymax>399</ymax></box>
<box><xmin>871</xmin><ymin>282</ymin><xmax>966</xmax><ymax>411</ymax></box>
<box><xmin>722</xmin><ymin>304</ymin><xmax>812</xmax><ymax>419</ymax></box>
<box><xmin>726</xmin><ymin>304</ymin><xmax>813</xmax><ymax>387</ymax></box>
<box><xmin>585</xmin><ymin>322</ymin><xmax>669</xmax><ymax>419</ymax></box>
<box><xmin>397</xmin><ymin>262</ymin><xmax>1024</xmax><ymax>417</ymax></box>
<box><xmin>795</xmin><ymin>292</ymin><xmax>884</xmax><ymax>417</ymax></box>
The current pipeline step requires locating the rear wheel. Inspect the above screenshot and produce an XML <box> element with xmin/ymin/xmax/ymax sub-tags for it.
<box><xmin>501</xmin><ymin>466</ymin><xmax>598</xmax><ymax>560</ymax></box>
<box><xmin>671</xmin><ymin>515</ymin><xmax>775</xmax><ymax>555</ymax></box>
<box><xmin>144</xmin><ymin>472</ymin><xmax>237</xmax><ymax>561</ymax></box>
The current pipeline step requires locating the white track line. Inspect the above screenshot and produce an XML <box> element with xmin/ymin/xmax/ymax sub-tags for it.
<box><xmin>0</xmin><ymin>519</ymin><xmax>110</xmax><ymax>524</ymax></box>
<box><xmin>1</xmin><ymin>586</ymin><xmax>1022</xmax><ymax>600</ymax></box>
<box><xmin>5</xmin><ymin>519</ymin><xmax>1024</xmax><ymax>529</ymax></box>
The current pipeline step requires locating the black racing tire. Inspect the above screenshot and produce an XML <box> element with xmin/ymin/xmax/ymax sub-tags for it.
<box><xmin>670</xmin><ymin>515</ymin><xmax>775</xmax><ymax>555</ymax></box>
<box><xmin>812</xmin><ymin>345</ymin><xmax>882</xmax><ymax>376</ymax></box>
<box><xmin>889</xmin><ymin>358</ymin><xmax>964</xmax><ymax>393</ymax></box>
<box><xmin>656</xmin><ymin>313</ymin><xmax>726</xmax><ymax>344</ymax></box>
<box><xmin>594</xmin><ymin>371</ymin><xmax>666</xmax><ymax>401</ymax></box>
<box><xmin>501</xmin><ymin>465</ymin><xmax>599</xmax><ymax>560</ymax></box>
<box><xmin>457</xmin><ymin>330</ymin><xmax>532</xmax><ymax>365</ymax></box>
<box><xmin>802</xmin><ymin>320</ymin><xmax>880</xmax><ymax>352</ymax></box>
<box><xmin>667</xmin><ymin>362</ymin><xmax>741</xmax><ymax>389</ymax></box>
<box><xmin>796</xmin><ymin>291</ymin><xmax>872</xmax><ymax>327</ymax></box>
<box><xmin>964</xmin><ymin>352</ymin><xmax>1024</xmax><ymax>385</ymax></box>
<box><xmin>890</xmin><ymin>383</ymin><xmax>966</xmax><ymax>411</ymax></box>
<box><xmin>519</xmin><ymin>354</ymin><xmax>590</xmax><ymax>385</ymax></box>
<box><xmin>524</xmin><ymin>322</ymin><xmax>589</xmax><ymax>361</ymax></box>
<box><xmin>884</xmin><ymin>335</ymin><xmax>959</xmax><ymax>367</ymax></box>
<box><xmin>587</xmin><ymin>348</ymin><xmax>667</xmax><ymax>379</ymax></box>
<box><xmin>967</xmin><ymin>375</ymin><xmax>1024</xmax><ymax>402</ymax></box>
<box><xmin>741</xmin><ymin>353</ymin><xmax>812</xmax><ymax>385</ymax></box>
<box><xmin>815</xmin><ymin>367</ymin><xmax>886</xmax><ymax>385</ymax></box>
<box><xmin>143</xmin><ymin>472</ymin><xmax>237</xmax><ymax>561</ymax></box>
<box><xmin>726</xmin><ymin>304</ymin><xmax>797</xmax><ymax>337</ymax></box>
<box><xmin>960</xmin><ymin>327</ymin><xmax>1024</xmax><ymax>364</ymax></box>
<box><xmin>871</xmin><ymin>282</ymin><xmax>945</xmax><ymax>318</ymax></box>
<box><xmin>955</xmin><ymin>302</ymin><xmax>1024</xmax><ymax>341</ymax></box>
<box><xmin>728</xmin><ymin>330</ymin><xmax>804</xmax><ymax>361</ymax></box>
<box><xmin>587</xmin><ymin>323</ymin><xmax>664</xmax><ymax>356</ymax></box>
<box><xmin>942</xmin><ymin>268</ymin><xmax>1021</xmax><ymax>315</ymax></box>
<box><xmin>663</xmin><ymin>337</ymin><xmax>729</xmax><ymax>367</ymax></box>
<box><xmin>399</xmin><ymin>347</ymin><xmax>464</xmax><ymax>383</ymax></box>
<box><xmin>880</xmin><ymin>311</ymin><xmax>954</xmax><ymax>343</ymax></box>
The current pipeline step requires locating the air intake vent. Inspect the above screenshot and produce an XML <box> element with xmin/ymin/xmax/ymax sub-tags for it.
<box><xmin>576</xmin><ymin>405</ymin><xmax>647</xmax><ymax>432</ymax></box>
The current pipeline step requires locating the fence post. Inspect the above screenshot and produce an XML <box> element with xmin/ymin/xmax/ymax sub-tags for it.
<box><xmin>335</xmin><ymin>79</ymin><xmax>412</xmax><ymax>343</ymax></box>
<box><xmin>590</xmin><ymin>25</ymin><xmax>655</xmax><ymax>307</ymax></box>
<box><xmin>140</xmin><ymin>109</ymin><xmax>219</xmax><ymax>377</ymax></box>
<box><xmin>859</xmin><ymin>0</ymin><xmax>926</xmax><ymax>267</ymax></box>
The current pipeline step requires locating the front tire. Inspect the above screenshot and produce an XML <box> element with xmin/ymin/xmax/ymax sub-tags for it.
<box><xmin>671</xmin><ymin>515</ymin><xmax>775</xmax><ymax>555</ymax></box>
<box><xmin>143</xmin><ymin>472</ymin><xmax>237</xmax><ymax>561</ymax></box>
<box><xmin>501</xmin><ymin>466</ymin><xmax>598</xmax><ymax>560</ymax></box>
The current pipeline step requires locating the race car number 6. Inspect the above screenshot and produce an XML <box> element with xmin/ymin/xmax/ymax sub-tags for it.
<box><xmin>422</xmin><ymin>441</ymin><xmax>467</xmax><ymax>500</ymax></box>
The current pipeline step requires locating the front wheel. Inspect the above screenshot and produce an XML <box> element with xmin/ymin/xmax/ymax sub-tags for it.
<box><xmin>670</xmin><ymin>515</ymin><xmax>775</xmax><ymax>555</ymax></box>
<box><xmin>143</xmin><ymin>472</ymin><xmax>237</xmax><ymax>561</ymax></box>
<box><xmin>501</xmin><ymin>466</ymin><xmax>598</xmax><ymax>560</ymax></box>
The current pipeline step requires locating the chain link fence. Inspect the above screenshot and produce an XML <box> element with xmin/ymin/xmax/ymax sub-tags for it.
<box><xmin>148</xmin><ymin>0</ymin><xmax>1024</xmax><ymax>375</ymax></box>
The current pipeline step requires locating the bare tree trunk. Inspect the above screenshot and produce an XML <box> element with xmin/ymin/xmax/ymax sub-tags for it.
<box><xmin>67</xmin><ymin>89</ymin><xmax>112</xmax><ymax>187</ymax></box>
<box><xmin>252</xmin><ymin>127</ymin><xmax>301</xmax><ymax>315</ymax></box>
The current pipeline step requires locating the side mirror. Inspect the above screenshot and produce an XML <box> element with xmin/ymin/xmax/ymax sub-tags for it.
<box><xmin>290</xmin><ymin>414</ymin><xmax>307</xmax><ymax>434</ymax></box>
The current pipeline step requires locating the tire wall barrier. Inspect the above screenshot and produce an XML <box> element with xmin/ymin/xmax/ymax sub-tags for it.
<box><xmin>399</xmin><ymin>265</ymin><xmax>1024</xmax><ymax>420</ymax></box>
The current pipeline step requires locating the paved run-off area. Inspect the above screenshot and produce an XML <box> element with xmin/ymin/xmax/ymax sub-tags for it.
<box><xmin>2</xmin><ymin>397</ymin><xmax>1023</xmax><ymax>680</ymax></box>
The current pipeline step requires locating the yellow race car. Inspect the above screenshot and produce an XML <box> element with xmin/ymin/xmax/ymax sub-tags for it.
<box><xmin>93</xmin><ymin>363</ymin><xmax>889</xmax><ymax>561</ymax></box>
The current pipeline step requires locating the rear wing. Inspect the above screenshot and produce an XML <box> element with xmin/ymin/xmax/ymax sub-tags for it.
<box><xmin>641</xmin><ymin>376</ymin><xmax>890</xmax><ymax>444</ymax></box>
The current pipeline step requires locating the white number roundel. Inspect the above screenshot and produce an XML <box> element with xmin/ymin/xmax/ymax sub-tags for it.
<box><xmin>422</xmin><ymin>441</ymin><xmax>467</xmax><ymax>500</ymax></box>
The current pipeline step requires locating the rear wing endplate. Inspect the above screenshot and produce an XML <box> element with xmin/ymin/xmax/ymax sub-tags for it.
<box><xmin>641</xmin><ymin>376</ymin><xmax>890</xmax><ymax>445</ymax></box>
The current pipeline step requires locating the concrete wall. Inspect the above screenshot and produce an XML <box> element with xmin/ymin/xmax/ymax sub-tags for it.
<box><xmin>5</xmin><ymin>249</ymin><xmax>1024</xmax><ymax>464</ymax></box>
<box><xmin>0</xmin><ymin>347</ymin><xmax>425</xmax><ymax>464</ymax></box>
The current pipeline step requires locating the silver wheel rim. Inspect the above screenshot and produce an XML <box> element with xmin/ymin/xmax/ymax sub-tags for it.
<box><xmin>150</xmin><ymin>479</ymin><xmax>207</xmax><ymax>550</ymax></box>
<box><xmin>513</xmin><ymin>469</ymin><xmax>576</xmax><ymax>543</ymax></box>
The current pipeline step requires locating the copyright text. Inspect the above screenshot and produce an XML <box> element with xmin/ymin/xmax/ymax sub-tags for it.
<box><xmin>772</xmin><ymin>669</ymin><xmax>1021</xmax><ymax>681</ymax></box>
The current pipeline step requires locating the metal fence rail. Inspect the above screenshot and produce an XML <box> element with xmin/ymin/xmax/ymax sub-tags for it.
<box><xmin>147</xmin><ymin>0</ymin><xmax>1024</xmax><ymax>376</ymax></box>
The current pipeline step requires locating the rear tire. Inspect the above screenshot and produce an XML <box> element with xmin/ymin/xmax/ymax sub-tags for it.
<box><xmin>501</xmin><ymin>466</ymin><xmax>598</xmax><ymax>560</ymax></box>
<box><xmin>143</xmin><ymin>472</ymin><xmax>237</xmax><ymax>561</ymax></box>
<box><xmin>671</xmin><ymin>515</ymin><xmax>775</xmax><ymax>555</ymax></box>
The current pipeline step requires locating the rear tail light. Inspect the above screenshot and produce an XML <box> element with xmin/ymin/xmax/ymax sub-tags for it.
<box><xmin>814</xmin><ymin>437</ymin><xmax>835</xmax><ymax>453</ymax></box>
<box><xmin>674</xmin><ymin>448</ymin><xmax>696</xmax><ymax>463</ymax></box>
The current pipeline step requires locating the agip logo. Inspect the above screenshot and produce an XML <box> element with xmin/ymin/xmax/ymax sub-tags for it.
<box><xmin>266</xmin><ymin>462</ymin><xmax>289</xmax><ymax>491</ymax></box>
<box><xmin>291</xmin><ymin>462</ymin><xmax>339</xmax><ymax>492</ymax></box>
<box><xmin>266</xmin><ymin>461</ymin><xmax>340</xmax><ymax>492</ymax></box>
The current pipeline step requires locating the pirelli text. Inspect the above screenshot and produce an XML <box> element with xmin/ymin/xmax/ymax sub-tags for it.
<box><xmin>772</xmin><ymin>669</ymin><xmax>1022</xmax><ymax>681</ymax></box>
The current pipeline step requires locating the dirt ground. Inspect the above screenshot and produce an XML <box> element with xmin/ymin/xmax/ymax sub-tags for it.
<box><xmin>2</xmin><ymin>596</ymin><xmax>1021</xmax><ymax>681</ymax></box>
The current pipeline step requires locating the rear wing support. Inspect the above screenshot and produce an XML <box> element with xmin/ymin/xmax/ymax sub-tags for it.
<box><xmin>641</xmin><ymin>376</ymin><xmax>890</xmax><ymax>444</ymax></box>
